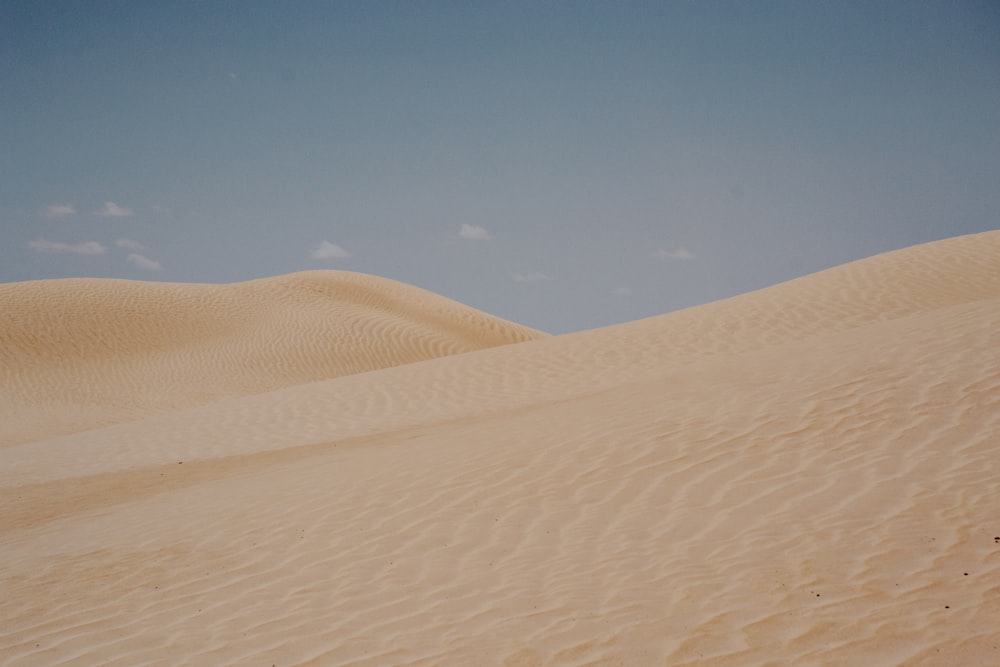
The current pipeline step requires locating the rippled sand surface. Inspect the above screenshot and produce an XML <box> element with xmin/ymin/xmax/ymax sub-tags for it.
<box><xmin>3</xmin><ymin>232</ymin><xmax>999</xmax><ymax>666</ymax></box>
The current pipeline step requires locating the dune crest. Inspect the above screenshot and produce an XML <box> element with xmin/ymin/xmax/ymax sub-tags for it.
<box><xmin>2</xmin><ymin>231</ymin><xmax>999</xmax><ymax>665</ymax></box>
<box><xmin>0</xmin><ymin>270</ymin><xmax>545</xmax><ymax>444</ymax></box>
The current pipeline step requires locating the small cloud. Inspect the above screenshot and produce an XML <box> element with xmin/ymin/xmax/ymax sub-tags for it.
<box><xmin>95</xmin><ymin>201</ymin><xmax>134</xmax><ymax>217</ymax></box>
<box><xmin>310</xmin><ymin>240</ymin><xmax>351</xmax><ymax>259</ymax></box>
<box><xmin>116</xmin><ymin>238</ymin><xmax>144</xmax><ymax>250</ymax></box>
<box><xmin>126</xmin><ymin>253</ymin><xmax>163</xmax><ymax>272</ymax></box>
<box><xmin>28</xmin><ymin>238</ymin><xmax>107</xmax><ymax>255</ymax></box>
<box><xmin>613</xmin><ymin>287</ymin><xmax>633</xmax><ymax>296</ymax></box>
<box><xmin>458</xmin><ymin>224</ymin><xmax>491</xmax><ymax>241</ymax></box>
<box><xmin>654</xmin><ymin>247</ymin><xmax>696</xmax><ymax>261</ymax></box>
<box><xmin>512</xmin><ymin>272</ymin><xmax>551</xmax><ymax>283</ymax></box>
<box><xmin>39</xmin><ymin>204</ymin><xmax>76</xmax><ymax>218</ymax></box>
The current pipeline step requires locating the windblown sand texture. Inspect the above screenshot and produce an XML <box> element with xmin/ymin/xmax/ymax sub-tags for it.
<box><xmin>0</xmin><ymin>271</ymin><xmax>545</xmax><ymax>445</ymax></box>
<box><xmin>2</xmin><ymin>231</ymin><xmax>999</xmax><ymax>666</ymax></box>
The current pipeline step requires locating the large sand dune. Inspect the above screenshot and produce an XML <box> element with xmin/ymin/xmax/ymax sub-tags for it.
<box><xmin>2</xmin><ymin>231</ymin><xmax>999</xmax><ymax>665</ymax></box>
<box><xmin>0</xmin><ymin>271</ymin><xmax>544</xmax><ymax>445</ymax></box>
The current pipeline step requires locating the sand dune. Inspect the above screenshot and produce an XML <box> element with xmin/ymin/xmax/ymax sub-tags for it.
<box><xmin>2</xmin><ymin>231</ymin><xmax>999</xmax><ymax>665</ymax></box>
<box><xmin>0</xmin><ymin>271</ymin><xmax>544</xmax><ymax>445</ymax></box>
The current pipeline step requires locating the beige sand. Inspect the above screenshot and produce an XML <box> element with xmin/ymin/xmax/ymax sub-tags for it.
<box><xmin>2</xmin><ymin>231</ymin><xmax>999</xmax><ymax>666</ymax></box>
<box><xmin>0</xmin><ymin>271</ymin><xmax>545</xmax><ymax>446</ymax></box>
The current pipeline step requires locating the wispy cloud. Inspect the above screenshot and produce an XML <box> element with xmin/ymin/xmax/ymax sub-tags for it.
<box><xmin>512</xmin><ymin>272</ymin><xmax>551</xmax><ymax>283</ymax></box>
<box><xmin>654</xmin><ymin>247</ymin><xmax>696</xmax><ymax>261</ymax></box>
<box><xmin>126</xmin><ymin>253</ymin><xmax>163</xmax><ymax>272</ymax></box>
<box><xmin>613</xmin><ymin>287</ymin><xmax>633</xmax><ymax>296</ymax></box>
<box><xmin>458</xmin><ymin>224</ymin><xmax>491</xmax><ymax>241</ymax></box>
<box><xmin>94</xmin><ymin>201</ymin><xmax>134</xmax><ymax>217</ymax></box>
<box><xmin>310</xmin><ymin>241</ymin><xmax>351</xmax><ymax>259</ymax></box>
<box><xmin>28</xmin><ymin>238</ymin><xmax>107</xmax><ymax>255</ymax></box>
<box><xmin>39</xmin><ymin>204</ymin><xmax>76</xmax><ymax>218</ymax></box>
<box><xmin>116</xmin><ymin>238</ymin><xmax>144</xmax><ymax>250</ymax></box>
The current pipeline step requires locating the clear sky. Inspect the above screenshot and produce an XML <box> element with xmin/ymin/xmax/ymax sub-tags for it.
<box><xmin>2</xmin><ymin>1</ymin><xmax>998</xmax><ymax>333</ymax></box>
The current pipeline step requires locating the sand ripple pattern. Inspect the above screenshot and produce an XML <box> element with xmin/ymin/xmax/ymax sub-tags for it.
<box><xmin>0</xmin><ymin>270</ymin><xmax>545</xmax><ymax>445</ymax></box>
<box><xmin>2</xmin><ymin>231</ymin><xmax>1000</xmax><ymax>666</ymax></box>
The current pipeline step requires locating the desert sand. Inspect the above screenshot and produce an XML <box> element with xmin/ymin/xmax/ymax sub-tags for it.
<box><xmin>2</xmin><ymin>231</ymin><xmax>999</xmax><ymax>666</ymax></box>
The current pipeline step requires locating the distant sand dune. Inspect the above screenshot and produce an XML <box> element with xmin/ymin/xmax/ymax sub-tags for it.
<box><xmin>2</xmin><ymin>231</ymin><xmax>999</xmax><ymax>665</ymax></box>
<box><xmin>0</xmin><ymin>271</ymin><xmax>544</xmax><ymax>445</ymax></box>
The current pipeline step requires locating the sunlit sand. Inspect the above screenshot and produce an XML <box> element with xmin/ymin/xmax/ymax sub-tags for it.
<box><xmin>3</xmin><ymin>231</ymin><xmax>999</xmax><ymax>665</ymax></box>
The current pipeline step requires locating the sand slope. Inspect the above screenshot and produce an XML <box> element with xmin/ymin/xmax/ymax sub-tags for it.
<box><xmin>0</xmin><ymin>271</ymin><xmax>545</xmax><ymax>445</ymax></box>
<box><xmin>2</xmin><ymin>231</ymin><xmax>999</xmax><ymax>666</ymax></box>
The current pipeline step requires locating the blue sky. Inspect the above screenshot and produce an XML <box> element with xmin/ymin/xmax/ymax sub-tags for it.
<box><xmin>2</xmin><ymin>1</ymin><xmax>998</xmax><ymax>333</ymax></box>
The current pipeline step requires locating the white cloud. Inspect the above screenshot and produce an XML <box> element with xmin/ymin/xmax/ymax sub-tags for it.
<box><xmin>310</xmin><ymin>241</ymin><xmax>351</xmax><ymax>259</ymax></box>
<box><xmin>458</xmin><ymin>224</ymin><xmax>491</xmax><ymax>241</ymax></box>
<box><xmin>95</xmin><ymin>201</ymin><xmax>134</xmax><ymax>217</ymax></box>
<box><xmin>512</xmin><ymin>272</ymin><xmax>551</xmax><ymax>283</ymax></box>
<box><xmin>654</xmin><ymin>247</ymin><xmax>696</xmax><ymax>261</ymax></box>
<box><xmin>127</xmin><ymin>253</ymin><xmax>163</xmax><ymax>272</ymax></box>
<box><xmin>116</xmin><ymin>238</ymin><xmax>144</xmax><ymax>250</ymax></box>
<box><xmin>613</xmin><ymin>287</ymin><xmax>633</xmax><ymax>296</ymax></box>
<box><xmin>39</xmin><ymin>204</ymin><xmax>76</xmax><ymax>218</ymax></box>
<box><xmin>28</xmin><ymin>239</ymin><xmax>107</xmax><ymax>255</ymax></box>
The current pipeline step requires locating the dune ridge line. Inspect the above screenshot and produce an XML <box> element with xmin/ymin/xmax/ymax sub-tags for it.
<box><xmin>2</xmin><ymin>231</ymin><xmax>999</xmax><ymax>666</ymax></box>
